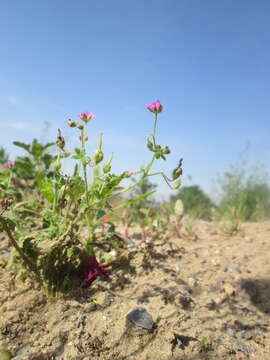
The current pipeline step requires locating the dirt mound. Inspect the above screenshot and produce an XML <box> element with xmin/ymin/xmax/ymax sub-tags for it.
<box><xmin>0</xmin><ymin>221</ymin><xmax>270</xmax><ymax>359</ymax></box>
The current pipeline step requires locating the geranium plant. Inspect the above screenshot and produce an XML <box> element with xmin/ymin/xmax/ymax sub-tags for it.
<box><xmin>0</xmin><ymin>100</ymin><xmax>183</xmax><ymax>293</ymax></box>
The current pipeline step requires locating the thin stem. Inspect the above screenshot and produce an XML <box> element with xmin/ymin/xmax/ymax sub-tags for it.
<box><xmin>153</xmin><ymin>113</ymin><xmax>158</xmax><ymax>146</ymax></box>
<box><xmin>81</xmin><ymin>128</ymin><xmax>89</xmax><ymax>206</ymax></box>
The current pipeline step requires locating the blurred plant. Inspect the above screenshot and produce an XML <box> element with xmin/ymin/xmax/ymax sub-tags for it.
<box><xmin>0</xmin><ymin>160</ymin><xmax>22</xmax><ymax>204</ymax></box>
<box><xmin>0</xmin><ymin>146</ymin><xmax>9</xmax><ymax>165</ymax></box>
<box><xmin>217</xmin><ymin>155</ymin><xmax>270</xmax><ymax>222</ymax></box>
<box><xmin>13</xmin><ymin>139</ymin><xmax>55</xmax><ymax>181</ymax></box>
<box><xmin>170</xmin><ymin>185</ymin><xmax>214</xmax><ymax>220</ymax></box>
<box><xmin>127</xmin><ymin>177</ymin><xmax>158</xmax><ymax>240</ymax></box>
<box><xmin>0</xmin><ymin>100</ymin><xmax>182</xmax><ymax>293</ymax></box>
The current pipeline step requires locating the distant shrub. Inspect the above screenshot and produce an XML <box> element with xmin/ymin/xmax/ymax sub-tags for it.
<box><xmin>217</xmin><ymin>159</ymin><xmax>270</xmax><ymax>221</ymax></box>
<box><xmin>170</xmin><ymin>185</ymin><xmax>214</xmax><ymax>220</ymax></box>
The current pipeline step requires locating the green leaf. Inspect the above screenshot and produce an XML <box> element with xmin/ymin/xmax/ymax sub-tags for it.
<box><xmin>85</xmin><ymin>244</ymin><xmax>94</xmax><ymax>255</ymax></box>
<box><xmin>14</xmin><ymin>158</ymin><xmax>35</xmax><ymax>179</ymax></box>
<box><xmin>74</xmin><ymin>148</ymin><xmax>81</xmax><ymax>155</ymax></box>
<box><xmin>31</xmin><ymin>139</ymin><xmax>44</xmax><ymax>158</ymax></box>
<box><xmin>0</xmin><ymin>217</ymin><xmax>16</xmax><ymax>232</ymax></box>
<box><xmin>36</xmin><ymin>175</ymin><xmax>54</xmax><ymax>203</ymax></box>
<box><xmin>13</xmin><ymin>141</ymin><xmax>30</xmax><ymax>153</ymax></box>
<box><xmin>42</xmin><ymin>154</ymin><xmax>54</xmax><ymax>169</ymax></box>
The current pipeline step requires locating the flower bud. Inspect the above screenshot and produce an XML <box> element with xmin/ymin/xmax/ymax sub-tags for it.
<box><xmin>93</xmin><ymin>150</ymin><xmax>104</xmax><ymax>164</ymax></box>
<box><xmin>146</xmin><ymin>138</ymin><xmax>154</xmax><ymax>151</ymax></box>
<box><xmin>67</xmin><ymin>119</ymin><xmax>77</xmax><ymax>127</ymax></box>
<box><xmin>93</xmin><ymin>133</ymin><xmax>104</xmax><ymax>164</ymax></box>
<box><xmin>103</xmin><ymin>154</ymin><xmax>113</xmax><ymax>173</ymax></box>
<box><xmin>145</xmin><ymin>100</ymin><xmax>163</xmax><ymax>114</ymax></box>
<box><xmin>79</xmin><ymin>135</ymin><xmax>89</xmax><ymax>142</ymax></box>
<box><xmin>77</xmin><ymin>123</ymin><xmax>84</xmax><ymax>130</ymax></box>
<box><xmin>56</xmin><ymin>136</ymin><xmax>65</xmax><ymax>150</ymax></box>
<box><xmin>162</xmin><ymin>146</ymin><xmax>170</xmax><ymax>154</ymax></box>
<box><xmin>172</xmin><ymin>167</ymin><xmax>183</xmax><ymax>180</ymax></box>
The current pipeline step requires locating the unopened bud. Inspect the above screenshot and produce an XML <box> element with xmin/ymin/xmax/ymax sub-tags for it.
<box><xmin>93</xmin><ymin>150</ymin><xmax>104</xmax><ymax>164</ymax></box>
<box><xmin>103</xmin><ymin>154</ymin><xmax>113</xmax><ymax>173</ymax></box>
<box><xmin>147</xmin><ymin>138</ymin><xmax>154</xmax><ymax>151</ymax></box>
<box><xmin>67</xmin><ymin>119</ymin><xmax>77</xmax><ymax>127</ymax></box>
<box><xmin>172</xmin><ymin>167</ymin><xmax>182</xmax><ymax>180</ymax></box>
<box><xmin>77</xmin><ymin>123</ymin><xmax>84</xmax><ymax>130</ymax></box>
<box><xmin>79</xmin><ymin>135</ymin><xmax>89</xmax><ymax>142</ymax></box>
<box><xmin>56</xmin><ymin>136</ymin><xmax>65</xmax><ymax>150</ymax></box>
<box><xmin>93</xmin><ymin>133</ymin><xmax>103</xmax><ymax>164</ymax></box>
<box><xmin>162</xmin><ymin>146</ymin><xmax>170</xmax><ymax>154</ymax></box>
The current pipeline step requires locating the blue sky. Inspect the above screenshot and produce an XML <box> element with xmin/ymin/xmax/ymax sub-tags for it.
<box><xmin>0</xmin><ymin>0</ymin><xmax>269</xmax><ymax>199</ymax></box>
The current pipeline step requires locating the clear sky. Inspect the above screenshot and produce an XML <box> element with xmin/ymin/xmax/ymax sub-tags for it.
<box><xmin>0</xmin><ymin>0</ymin><xmax>269</xmax><ymax>199</ymax></box>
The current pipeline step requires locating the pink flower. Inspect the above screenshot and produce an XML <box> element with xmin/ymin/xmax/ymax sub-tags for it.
<box><xmin>125</xmin><ymin>171</ymin><xmax>134</xmax><ymax>178</ymax></box>
<box><xmin>79</xmin><ymin>135</ymin><xmax>89</xmax><ymax>142</ymax></box>
<box><xmin>77</xmin><ymin>111</ymin><xmax>94</xmax><ymax>123</ymax></box>
<box><xmin>145</xmin><ymin>100</ymin><xmax>163</xmax><ymax>114</ymax></box>
<box><xmin>3</xmin><ymin>161</ymin><xmax>14</xmax><ymax>168</ymax></box>
<box><xmin>78</xmin><ymin>252</ymin><xmax>109</xmax><ymax>287</ymax></box>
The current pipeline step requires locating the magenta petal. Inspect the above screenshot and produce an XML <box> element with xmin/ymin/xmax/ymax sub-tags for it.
<box><xmin>78</xmin><ymin>252</ymin><xmax>109</xmax><ymax>287</ymax></box>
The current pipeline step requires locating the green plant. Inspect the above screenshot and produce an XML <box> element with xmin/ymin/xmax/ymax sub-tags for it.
<box><xmin>0</xmin><ymin>100</ymin><xmax>182</xmax><ymax>293</ymax></box>
<box><xmin>13</xmin><ymin>139</ymin><xmax>55</xmax><ymax>181</ymax></box>
<box><xmin>196</xmin><ymin>336</ymin><xmax>213</xmax><ymax>353</ymax></box>
<box><xmin>217</xmin><ymin>156</ymin><xmax>270</xmax><ymax>222</ymax></box>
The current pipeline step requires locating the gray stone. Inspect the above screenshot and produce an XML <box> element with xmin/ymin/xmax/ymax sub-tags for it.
<box><xmin>241</xmin><ymin>331</ymin><xmax>252</xmax><ymax>340</ymax></box>
<box><xmin>226</xmin><ymin>328</ymin><xmax>236</xmax><ymax>338</ymax></box>
<box><xmin>178</xmin><ymin>264</ymin><xmax>190</xmax><ymax>270</ymax></box>
<box><xmin>126</xmin><ymin>307</ymin><xmax>154</xmax><ymax>330</ymax></box>
<box><xmin>234</xmin><ymin>340</ymin><xmax>256</xmax><ymax>355</ymax></box>
<box><xmin>206</xmin><ymin>298</ymin><xmax>216</xmax><ymax>310</ymax></box>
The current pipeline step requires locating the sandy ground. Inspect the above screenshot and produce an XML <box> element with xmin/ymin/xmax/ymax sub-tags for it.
<box><xmin>0</xmin><ymin>220</ymin><xmax>270</xmax><ymax>360</ymax></box>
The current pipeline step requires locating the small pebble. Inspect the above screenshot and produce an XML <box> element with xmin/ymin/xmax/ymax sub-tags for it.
<box><xmin>178</xmin><ymin>264</ymin><xmax>190</xmax><ymax>270</ymax></box>
<box><xmin>126</xmin><ymin>307</ymin><xmax>154</xmax><ymax>330</ymax></box>
<box><xmin>227</xmin><ymin>263</ymin><xmax>242</xmax><ymax>273</ymax></box>
<box><xmin>234</xmin><ymin>340</ymin><xmax>256</xmax><ymax>355</ymax></box>
<box><xmin>226</xmin><ymin>328</ymin><xmax>236</xmax><ymax>338</ymax></box>
<box><xmin>188</xmin><ymin>277</ymin><xmax>197</xmax><ymax>287</ymax></box>
<box><xmin>242</xmin><ymin>331</ymin><xmax>252</xmax><ymax>340</ymax></box>
<box><xmin>206</xmin><ymin>298</ymin><xmax>216</xmax><ymax>310</ymax></box>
